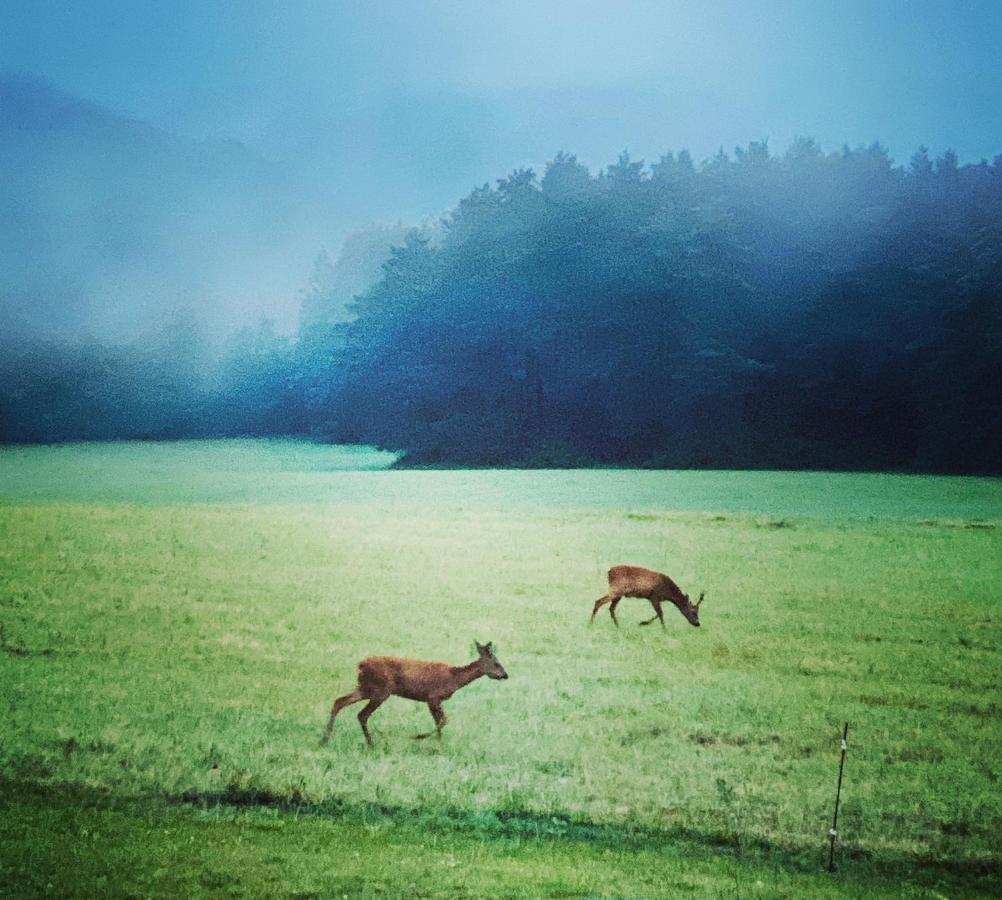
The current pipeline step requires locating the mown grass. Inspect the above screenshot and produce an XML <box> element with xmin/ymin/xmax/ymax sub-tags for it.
<box><xmin>0</xmin><ymin>780</ymin><xmax>910</xmax><ymax>900</ymax></box>
<box><xmin>1</xmin><ymin>441</ymin><xmax>1000</xmax><ymax>897</ymax></box>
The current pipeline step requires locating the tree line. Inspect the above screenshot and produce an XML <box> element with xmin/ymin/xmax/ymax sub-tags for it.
<box><xmin>3</xmin><ymin>140</ymin><xmax>1001</xmax><ymax>473</ymax></box>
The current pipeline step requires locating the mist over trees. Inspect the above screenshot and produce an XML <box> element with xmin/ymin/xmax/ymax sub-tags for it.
<box><xmin>3</xmin><ymin>139</ymin><xmax>1001</xmax><ymax>473</ymax></box>
<box><xmin>313</xmin><ymin>140</ymin><xmax>1002</xmax><ymax>472</ymax></box>
<box><xmin>0</xmin><ymin>74</ymin><xmax>324</xmax><ymax>339</ymax></box>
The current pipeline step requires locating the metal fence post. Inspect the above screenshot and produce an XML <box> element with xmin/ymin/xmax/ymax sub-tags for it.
<box><xmin>828</xmin><ymin>722</ymin><xmax>849</xmax><ymax>871</ymax></box>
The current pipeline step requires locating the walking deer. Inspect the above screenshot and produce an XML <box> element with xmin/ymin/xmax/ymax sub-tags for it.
<box><xmin>320</xmin><ymin>641</ymin><xmax>508</xmax><ymax>747</ymax></box>
<box><xmin>590</xmin><ymin>565</ymin><xmax>705</xmax><ymax>628</ymax></box>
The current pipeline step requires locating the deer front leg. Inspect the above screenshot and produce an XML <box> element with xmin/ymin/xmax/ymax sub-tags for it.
<box><xmin>609</xmin><ymin>598</ymin><xmax>621</xmax><ymax>627</ymax></box>
<box><xmin>639</xmin><ymin>600</ymin><xmax>666</xmax><ymax>628</ymax></box>
<box><xmin>414</xmin><ymin>700</ymin><xmax>447</xmax><ymax>740</ymax></box>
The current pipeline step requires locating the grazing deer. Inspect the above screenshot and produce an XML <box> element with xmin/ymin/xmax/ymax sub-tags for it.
<box><xmin>320</xmin><ymin>641</ymin><xmax>508</xmax><ymax>747</ymax></box>
<box><xmin>590</xmin><ymin>565</ymin><xmax>705</xmax><ymax>628</ymax></box>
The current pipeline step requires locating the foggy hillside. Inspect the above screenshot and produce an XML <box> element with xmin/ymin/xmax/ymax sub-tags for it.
<box><xmin>0</xmin><ymin>74</ymin><xmax>326</xmax><ymax>340</ymax></box>
<box><xmin>2</xmin><ymin>0</ymin><xmax>1001</xmax><ymax>474</ymax></box>
<box><xmin>298</xmin><ymin>224</ymin><xmax>415</xmax><ymax>333</ymax></box>
<box><xmin>4</xmin><ymin>140</ymin><xmax>1000</xmax><ymax>473</ymax></box>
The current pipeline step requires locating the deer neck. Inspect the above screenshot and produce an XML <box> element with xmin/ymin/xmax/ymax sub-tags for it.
<box><xmin>450</xmin><ymin>661</ymin><xmax>485</xmax><ymax>690</ymax></box>
<box><xmin>666</xmin><ymin>592</ymin><xmax>689</xmax><ymax>611</ymax></box>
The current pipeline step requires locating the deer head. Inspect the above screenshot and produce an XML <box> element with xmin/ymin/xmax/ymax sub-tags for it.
<box><xmin>681</xmin><ymin>592</ymin><xmax>705</xmax><ymax>627</ymax></box>
<box><xmin>475</xmin><ymin>641</ymin><xmax>508</xmax><ymax>679</ymax></box>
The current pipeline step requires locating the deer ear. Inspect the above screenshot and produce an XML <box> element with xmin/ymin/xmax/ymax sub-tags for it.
<box><xmin>474</xmin><ymin>641</ymin><xmax>485</xmax><ymax>654</ymax></box>
<box><xmin>696</xmin><ymin>592</ymin><xmax>705</xmax><ymax>608</ymax></box>
<box><xmin>486</xmin><ymin>641</ymin><xmax>496</xmax><ymax>654</ymax></box>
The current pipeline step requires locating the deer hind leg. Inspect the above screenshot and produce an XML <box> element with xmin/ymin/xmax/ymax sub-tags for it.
<box><xmin>357</xmin><ymin>694</ymin><xmax>388</xmax><ymax>747</ymax></box>
<box><xmin>640</xmin><ymin>599</ymin><xmax>666</xmax><ymax>629</ymax></box>
<box><xmin>320</xmin><ymin>688</ymin><xmax>366</xmax><ymax>745</ymax></box>
<box><xmin>414</xmin><ymin>700</ymin><xmax>447</xmax><ymax>740</ymax></box>
<box><xmin>590</xmin><ymin>594</ymin><xmax>612</xmax><ymax>623</ymax></box>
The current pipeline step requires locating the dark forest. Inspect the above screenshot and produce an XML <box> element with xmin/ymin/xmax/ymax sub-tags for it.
<box><xmin>3</xmin><ymin>140</ymin><xmax>1001</xmax><ymax>473</ymax></box>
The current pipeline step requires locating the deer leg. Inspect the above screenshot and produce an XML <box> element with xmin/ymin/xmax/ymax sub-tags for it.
<box><xmin>357</xmin><ymin>695</ymin><xmax>387</xmax><ymax>747</ymax></box>
<box><xmin>590</xmin><ymin>594</ymin><xmax>612</xmax><ymax>623</ymax></box>
<box><xmin>640</xmin><ymin>600</ymin><xmax>666</xmax><ymax>629</ymax></box>
<box><xmin>320</xmin><ymin>688</ymin><xmax>366</xmax><ymax>745</ymax></box>
<box><xmin>609</xmin><ymin>598</ymin><xmax>621</xmax><ymax>627</ymax></box>
<box><xmin>414</xmin><ymin>700</ymin><xmax>447</xmax><ymax>740</ymax></box>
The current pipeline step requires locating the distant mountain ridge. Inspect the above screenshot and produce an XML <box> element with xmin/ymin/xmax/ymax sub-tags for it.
<box><xmin>0</xmin><ymin>73</ymin><xmax>323</xmax><ymax>340</ymax></box>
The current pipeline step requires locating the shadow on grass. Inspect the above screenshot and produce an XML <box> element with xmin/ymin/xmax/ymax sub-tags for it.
<box><xmin>3</xmin><ymin>776</ymin><xmax>999</xmax><ymax>895</ymax></box>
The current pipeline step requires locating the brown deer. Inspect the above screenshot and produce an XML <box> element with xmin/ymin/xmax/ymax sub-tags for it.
<box><xmin>590</xmin><ymin>565</ymin><xmax>705</xmax><ymax>628</ymax></box>
<box><xmin>320</xmin><ymin>641</ymin><xmax>508</xmax><ymax>747</ymax></box>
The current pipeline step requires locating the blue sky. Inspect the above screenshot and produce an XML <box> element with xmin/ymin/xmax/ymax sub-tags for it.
<box><xmin>4</xmin><ymin>0</ymin><xmax>1002</xmax><ymax>218</ymax></box>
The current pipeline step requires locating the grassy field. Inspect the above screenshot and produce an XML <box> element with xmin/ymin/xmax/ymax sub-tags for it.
<box><xmin>1</xmin><ymin>440</ymin><xmax>1000</xmax><ymax>897</ymax></box>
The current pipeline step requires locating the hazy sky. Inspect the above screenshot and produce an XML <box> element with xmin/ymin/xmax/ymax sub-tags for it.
<box><xmin>5</xmin><ymin>1</ymin><xmax>1001</xmax><ymax>169</ymax></box>
<box><xmin>3</xmin><ymin>0</ymin><xmax>1001</xmax><ymax>337</ymax></box>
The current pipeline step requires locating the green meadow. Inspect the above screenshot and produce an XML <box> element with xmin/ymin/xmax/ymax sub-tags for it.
<box><xmin>1</xmin><ymin>440</ymin><xmax>1000</xmax><ymax>897</ymax></box>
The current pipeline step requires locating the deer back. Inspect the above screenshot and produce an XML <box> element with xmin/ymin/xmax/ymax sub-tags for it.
<box><xmin>608</xmin><ymin>565</ymin><xmax>681</xmax><ymax>601</ymax></box>
<box><xmin>359</xmin><ymin>656</ymin><xmax>452</xmax><ymax>700</ymax></box>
